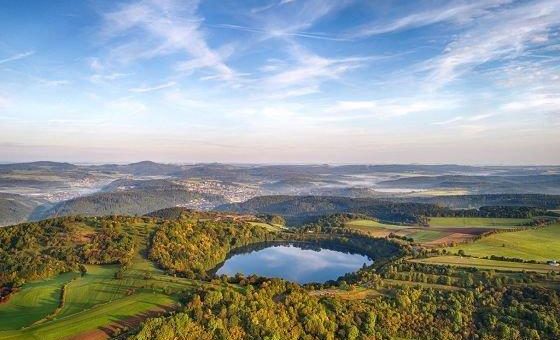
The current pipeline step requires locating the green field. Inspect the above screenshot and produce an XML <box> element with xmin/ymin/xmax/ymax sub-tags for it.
<box><xmin>0</xmin><ymin>222</ymin><xmax>200</xmax><ymax>339</ymax></box>
<box><xmin>249</xmin><ymin>221</ymin><xmax>286</xmax><ymax>232</ymax></box>
<box><xmin>446</xmin><ymin>224</ymin><xmax>560</xmax><ymax>261</ymax></box>
<box><xmin>0</xmin><ymin>292</ymin><xmax>176</xmax><ymax>340</ymax></box>
<box><xmin>407</xmin><ymin>229</ymin><xmax>446</xmax><ymax>242</ymax></box>
<box><xmin>0</xmin><ymin>272</ymin><xmax>78</xmax><ymax>331</ymax></box>
<box><xmin>346</xmin><ymin>218</ymin><xmax>534</xmax><ymax>246</ymax></box>
<box><xmin>410</xmin><ymin>256</ymin><xmax>560</xmax><ymax>273</ymax></box>
<box><xmin>428</xmin><ymin>217</ymin><xmax>530</xmax><ymax>228</ymax></box>
<box><xmin>346</xmin><ymin>219</ymin><xmax>412</xmax><ymax>230</ymax></box>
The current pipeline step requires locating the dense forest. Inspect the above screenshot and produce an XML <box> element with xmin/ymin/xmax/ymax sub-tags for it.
<box><xmin>132</xmin><ymin>276</ymin><xmax>559</xmax><ymax>340</ymax></box>
<box><xmin>218</xmin><ymin>195</ymin><xmax>557</xmax><ymax>226</ymax></box>
<box><xmin>0</xmin><ymin>217</ymin><xmax>136</xmax><ymax>287</ymax></box>
<box><xmin>397</xmin><ymin>194</ymin><xmax>560</xmax><ymax>210</ymax></box>
<box><xmin>148</xmin><ymin>218</ymin><xmax>275</xmax><ymax>278</ymax></box>
<box><xmin>36</xmin><ymin>188</ymin><xmax>225</xmax><ymax>220</ymax></box>
<box><xmin>0</xmin><ymin>193</ymin><xmax>46</xmax><ymax>227</ymax></box>
<box><xmin>1</xmin><ymin>209</ymin><xmax>559</xmax><ymax>339</ymax></box>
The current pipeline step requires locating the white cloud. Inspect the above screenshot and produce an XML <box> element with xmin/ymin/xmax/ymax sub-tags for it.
<box><xmin>501</xmin><ymin>93</ymin><xmax>560</xmax><ymax>113</ymax></box>
<box><xmin>129</xmin><ymin>81</ymin><xmax>176</xmax><ymax>93</ymax></box>
<box><xmin>0</xmin><ymin>51</ymin><xmax>35</xmax><ymax>65</ymax></box>
<box><xmin>331</xmin><ymin>97</ymin><xmax>455</xmax><ymax>118</ymax></box>
<box><xmin>242</xmin><ymin>0</ymin><xmax>352</xmax><ymax>41</ymax></box>
<box><xmin>260</xmin><ymin>45</ymin><xmax>368</xmax><ymax>98</ymax></box>
<box><xmin>432</xmin><ymin>116</ymin><xmax>464</xmax><ymax>125</ymax></box>
<box><xmin>422</xmin><ymin>0</ymin><xmax>560</xmax><ymax>87</ymax></box>
<box><xmin>106</xmin><ymin>98</ymin><xmax>148</xmax><ymax>115</ymax></box>
<box><xmin>350</xmin><ymin>0</ymin><xmax>511</xmax><ymax>37</ymax></box>
<box><xmin>102</xmin><ymin>0</ymin><xmax>236</xmax><ymax>81</ymax></box>
<box><xmin>89</xmin><ymin>72</ymin><xmax>132</xmax><ymax>84</ymax></box>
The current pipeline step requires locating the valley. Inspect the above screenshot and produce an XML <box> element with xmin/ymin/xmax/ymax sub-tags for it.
<box><xmin>0</xmin><ymin>203</ymin><xmax>559</xmax><ymax>339</ymax></box>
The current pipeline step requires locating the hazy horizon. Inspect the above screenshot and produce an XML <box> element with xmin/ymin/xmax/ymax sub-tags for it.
<box><xmin>1</xmin><ymin>0</ymin><xmax>559</xmax><ymax>164</ymax></box>
<box><xmin>1</xmin><ymin>159</ymin><xmax>560</xmax><ymax>167</ymax></box>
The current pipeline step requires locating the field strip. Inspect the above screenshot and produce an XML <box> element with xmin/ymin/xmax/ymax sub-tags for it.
<box><xmin>409</xmin><ymin>256</ymin><xmax>560</xmax><ymax>273</ymax></box>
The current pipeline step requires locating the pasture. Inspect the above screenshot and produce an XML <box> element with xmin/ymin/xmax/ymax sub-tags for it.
<box><xmin>428</xmin><ymin>217</ymin><xmax>531</xmax><ymax>228</ymax></box>
<box><xmin>0</xmin><ymin>272</ymin><xmax>78</xmax><ymax>331</ymax></box>
<box><xmin>410</xmin><ymin>256</ymin><xmax>560</xmax><ymax>273</ymax></box>
<box><xmin>446</xmin><ymin>224</ymin><xmax>560</xmax><ymax>261</ymax></box>
<box><xmin>345</xmin><ymin>217</ymin><xmax>532</xmax><ymax>246</ymax></box>
<box><xmin>0</xmin><ymin>222</ymin><xmax>200</xmax><ymax>339</ymax></box>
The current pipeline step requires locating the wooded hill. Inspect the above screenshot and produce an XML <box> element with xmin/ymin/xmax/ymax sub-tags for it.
<box><xmin>218</xmin><ymin>195</ymin><xmax>556</xmax><ymax>226</ymax></box>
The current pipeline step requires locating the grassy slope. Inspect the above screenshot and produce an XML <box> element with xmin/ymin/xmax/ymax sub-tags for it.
<box><xmin>248</xmin><ymin>221</ymin><xmax>285</xmax><ymax>232</ymax></box>
<box><xmin>428</xmin><ymin>217</ymin><xmax>530</xmax><ymax>228</ymax></box>
<box><xmin>0</xmin><ymin>273</ymin><xmax>78</xmax><ymax>331</ymax></box>
<box><xmin>346</xmin><ymin>220</ymin><xmax>412</xmax><ymax>230</ymax></box>
<box><xmin>0</xmin><ymin>222</ymin><xmax>200</xmax><ymax>339</ymax></box>
<box><xmin>446</xmin><ymin>224</ymin><xmax>560</xmax><ymax>261</ymax></box>
<box><xmin>0</xmin><ymin>293</ymin><xmax>175</xmax><ymax>340</ymax></box>
<box><xmin>410</xmin><ymin>256</ymin><xmax>560</xmax><ymax>273</ymax></box>
<box><xmin>346</xmin><ymin>218</ymin><xmax>536</xmax><ymax>245</ymax></box>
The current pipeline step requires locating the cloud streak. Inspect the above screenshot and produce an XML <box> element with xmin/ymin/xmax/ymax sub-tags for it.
<box><xmin>129</xmin><ymin>81</ymin><xmax>176</xmax><ymax>93</ymax></box>
<box><xmin>0</xmin><ymin>51</ymin><xmax>34</xmax><ymax>65</ymax></box>
<box><xmin>350</xmin><ymin>0</ymin><xmax>511</xmax><ymax>37</ymax></box>
<box><xmin>101</xmin><ymin>0</ymin><xmax>236</xmax><ymax>81</ymax></box>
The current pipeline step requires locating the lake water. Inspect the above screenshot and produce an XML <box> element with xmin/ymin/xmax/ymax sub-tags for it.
<box><xmin>215</xmin><ymin>243</ymin><xmax>373</xmax><ymax>284</ymax></box>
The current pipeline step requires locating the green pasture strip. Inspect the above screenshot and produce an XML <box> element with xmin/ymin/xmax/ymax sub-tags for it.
<box><xmin>408</xmin><ymin>229</ymin><xmax>448</xmax><ymax>242</ymax></box>
<box><xmin>410</xmin><ymin>256</ymin><xmax>560</xmax><ymax>273</ymax></box>
<box><xmin>445</xmin><ymin>224</ymin><xmax>560</xmax><ymax>261</ymax></box>
<box><xmin>248</xmin><ymin>222</ymin><xmax>285</xmax><ymax>231</ymax></box>
<box><xmin>0</xmin><ymin>292</ymin><xmax>176</xmax><ymax>340</ymax></box>
<box><xmin>346</xmin><ymin>219</ymin><xmax>413</xmax><ymax>230</ymax></box>
<box><xmin>428</xmin><ymin>217</ymin><xmax>530</xmax><ymax>228</ymax></box>
<box><xmin>0</xmin><ymin>272</ymin><xmax>78</xmax><ymax>331</ymax></box>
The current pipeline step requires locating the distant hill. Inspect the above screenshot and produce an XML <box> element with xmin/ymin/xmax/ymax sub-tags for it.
<box><xmin>396</xmin><ymin>194</ymin><xmax>560</xmax><ymax>210</ymax></box>
<box><xmin>0</xmin><ymin>193</ymin><xmax>47</xmax><ymax>226</ymax></box>
<box><xmin>216</xmin><ymin>195</ymin><xmax>439</xmax><ymax>225</ymax></box>
<box><xmin>37</xmin><ymin>188</ymin><xmax>226</xmax><ymax>219</ymax></box>
<box><xmin>377</xmin><ymin>174</ymin><xmax>560</xmax><ymax>194</ymax></box>
<box><xmin>91</xmin><ymin>161</ymin><xmax>184</xmax><ymax>176</ymax></box>
<box><xmin>100</xmin><ymin>178</ymin><xmax>186</xmax><ymax>192</ymax></box>
<box><xmin>0</xmin><ymin>161</ymin><xmax>77</xmax><ymax>173</ymax></box>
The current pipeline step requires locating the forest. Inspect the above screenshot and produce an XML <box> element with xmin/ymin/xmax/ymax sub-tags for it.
<box><xmin>0</xmin><ymin>207</ymin><xmax>559</xmax><ymax>339</ymax></box>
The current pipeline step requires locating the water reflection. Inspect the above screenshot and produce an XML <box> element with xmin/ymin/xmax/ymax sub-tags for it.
<box><xmin>215</xmin><ymin>243</ymin><xmax>373</xmax><ymax>284</ymax></box>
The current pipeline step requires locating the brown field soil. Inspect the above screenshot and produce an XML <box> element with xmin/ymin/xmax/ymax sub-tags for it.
<box><xmin>422</xmin><ymin>232</ymin><xmax>477</xmax><ymax>247</ymax></box>
<box><xmin>309</xmin><ymin>288</ymin><xmax>381</xmax><ymax>300</ymax></box>
<box><xmin>69</xmin><ymin>304</ymin><xmax>175</xmax><ymax>340</ymax></box>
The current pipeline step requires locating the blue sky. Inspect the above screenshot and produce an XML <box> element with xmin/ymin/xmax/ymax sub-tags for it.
<box><xmin>0</xmin><ymin>0</ymin><xmax>559</xmax><ymax>164</ymax></box>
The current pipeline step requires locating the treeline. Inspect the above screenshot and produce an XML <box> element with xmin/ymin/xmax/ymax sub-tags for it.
<box><xmin>218</xmin><ymin>195</ymin><xmax>555</xmax><ymax>226</ymax></box>
<box><xmin>426</xmin><ymin>205</ymin><xmax>557</xmax><ymax>219</ymax></box>
<box><xmin>398</xmin><ymin>194</ymin><xmax>560</xmax><ymax>210</ymax></box>
<box><xmin>0</xmin><ymin>217</ymin><xmax>136</xmax><ymax>287</ymax></box>
<box><xmin>148</xmin><ymin>218</ymin><xmax>276</xmax><ymax>279</ymax></box>
<box><xmin>131</xmin><ymin>276</ymin><xmax>560</xmax><ymax>339</ymax></box>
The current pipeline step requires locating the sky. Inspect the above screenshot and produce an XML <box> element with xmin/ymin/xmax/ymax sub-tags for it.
<box><xmin>0</xmin><ymin>0</ymin><xmax>559</xmax><ymax>164</ymax></box>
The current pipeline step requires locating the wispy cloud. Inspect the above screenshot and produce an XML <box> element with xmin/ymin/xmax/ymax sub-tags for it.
<box><xmin>106</xmin><ymin>98</ymin><xmax>148</xmax><ymax>115</ymax></box>
<box><xmin>350</xmin><ymin>0</ymin><xmax>510</xmax><ymax>38</ymax></box>
<box><xmin>89</xmin><ymin>72</ymin><xmax>131</xmax><ymax>84</ymax></box>
<box><xmin>101</xmin><ymin>0</ymin><xmax>236</xmax><ymax>81</ymax></box>
<box><xmin>422</xmin><ymin>0</ymin><xmax>560</xmax><ymax>87</ymax></box>
<box><xmin>501</xmin><ymin>93</ymin><xmax>560</xmax><ymax>113</ymax></box>
<box><xmin>330</xmin><ymin>96</ymin><xmax>456</xmax><ymax>118</ymax></box>
<box><xmin>129</xmin><ymin>81</ymin><xmax>176</xmax><ymax>93</ymax></box>
<box><xmin>0</xmin><ymin>51</ymin><xmax>35</xmax><ymax>65</ymax></box>
<box><xmin>259</xmin><ymin>44</ymin><xmax>368</xmax><ymax>98</ymax></box>
<box><xmin>244</xmin><ymin>0</ymin><xmax>352</xmax><ymax>41</ymax></box>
